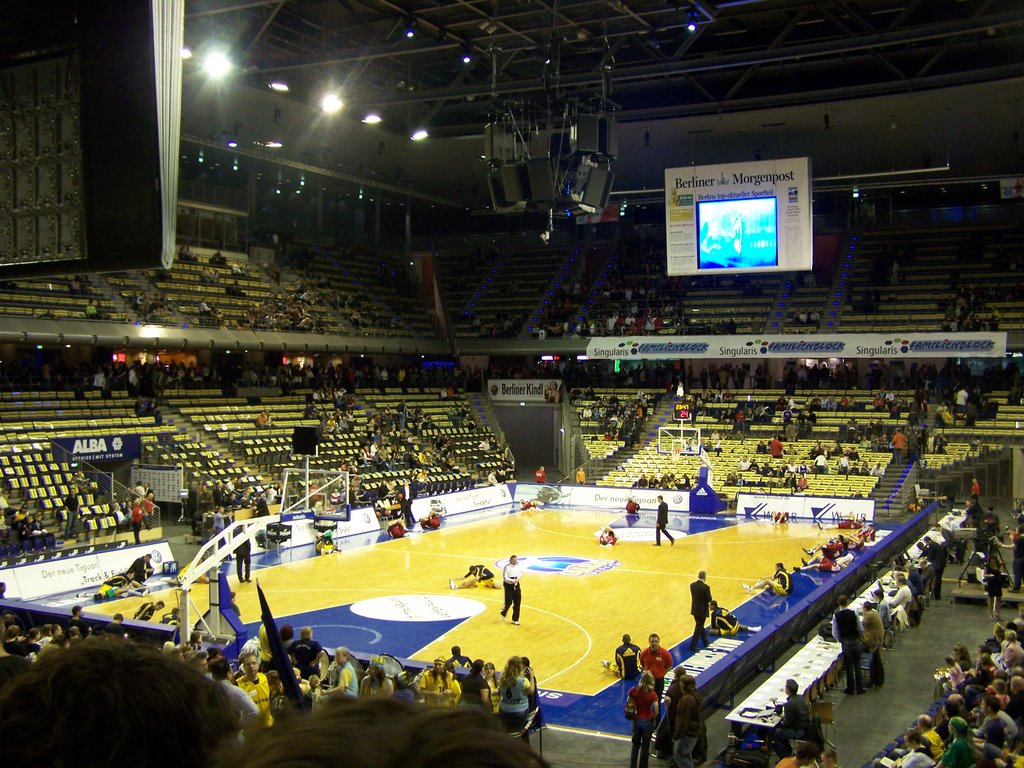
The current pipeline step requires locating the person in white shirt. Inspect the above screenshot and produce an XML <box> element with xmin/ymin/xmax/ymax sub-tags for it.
<box><xmin>500</xmin><ymin>555</ymin><xmax>523</xmax><ymax>625</ymax></box>
<box><xmin>890</xmin><ymin>572</ymin><xmax>913</xmax><ymax>612</ymax></box>
<box><xmin>814</xmin><ymin>453</ymin><xmax>829</xmax><ymax>474</ymax></box>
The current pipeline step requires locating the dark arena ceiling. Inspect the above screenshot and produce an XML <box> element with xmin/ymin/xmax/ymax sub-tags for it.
<box><xmin>188</xmin><ymin>0</ymin><xmax>1024</xmax><ymax>133</ymax></box>
<box><xmin>176</xmin><ymin>0</ymin><xmax>1024</xmax><ymax>209</ymax></box>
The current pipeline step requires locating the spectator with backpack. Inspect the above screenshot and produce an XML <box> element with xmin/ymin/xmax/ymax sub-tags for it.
<box><xmin>627</xmin><ymin>670</ymin><xmax>659</xmax><ymax>768</ymax></box>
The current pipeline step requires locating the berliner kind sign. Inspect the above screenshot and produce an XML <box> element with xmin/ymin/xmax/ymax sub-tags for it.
<box><xmin>487</xmin><ymin>379</ymin><xmax>562</xmax><ymax>403</ymax></box>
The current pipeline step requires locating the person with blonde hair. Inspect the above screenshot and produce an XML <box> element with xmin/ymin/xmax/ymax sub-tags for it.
<box><xmin>628</xmin><ymin>670</ymin><xmax>660</xmax><ymax>768</ymax></box>
<box><xmin>497</xmin><ymin>656</ymin><xmax>535</xmax><ymax>738</ymax></box>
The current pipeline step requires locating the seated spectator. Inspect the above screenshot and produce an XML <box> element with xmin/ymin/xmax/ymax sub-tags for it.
<box><xmin>893</xmin><ymin>729</ymin><xmax>937</xmax><ymax>768</ymax></box>
<box><xmin>772</xmin><ymin>678</ymin><xmax>809</xmax><ymax>758</ymax></box>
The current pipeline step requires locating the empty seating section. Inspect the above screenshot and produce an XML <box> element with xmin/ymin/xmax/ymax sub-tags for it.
<box><xmin>0</xmin><ymin>390</ymin><xmax>177</xmax><ymax>549</ymax></box>
<box><xmin>301</xmin><ymin>247</ymin><xmax>437</xmax><ymax>337</ymax></box>
<box><xmin>777</xmin><ymin>282</ymin><xmax>829</xmax><ymax>333</ymax></box>
<box><xmin>840</xmin><ymin>223</ymin><xmax>1024</xmax><ymax>333</ymax></box>
<box><xmin>572</xmin><ymin>249</ymin><xmax>779</xmax><ymax>337</ymax></box>
<box><xmin>0</xmin><ymin>276</ymin><xmax>123</xmax><ymax>321</ymax></box>
<box><xmin>439</xmin><ymin>245</ymin><xmax>570</xmax><ymax>337</ymax></box>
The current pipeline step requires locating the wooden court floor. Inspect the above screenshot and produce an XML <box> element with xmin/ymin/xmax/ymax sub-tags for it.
<box><xmin>91</xmin><ymin>508</ymin><xmax>831</xmax><ymax>695</ymax></box>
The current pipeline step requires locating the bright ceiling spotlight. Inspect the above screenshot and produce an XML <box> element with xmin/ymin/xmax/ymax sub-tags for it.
<box><xmin>180</xmin><ymin>47</ymin><xmax>193</xmax><ymax>59</ymax></box>
<box><xmin>461</xmin><ymin>44</ymin><xmax>474</xmax><ymax>64</ymax></box>
<box><xmin>321</xmin><ymin>93</ymin><xmax>343</xmax><ymax>113</ymax></box>
<box><xmin>202</xmin><ymin>50</ymin><xmax>232</xmax><ymax>78</ymax></box>
<box><xmin>362</xmin><ymin>113</ymin><xmax>383</xmax><ymax>124</ymax></box>
<box><xmin>265</xmin><ymin>141</ymin><xmax>283</xmax><ymax>148</ymax></box>
<box><xmin>404</xmin><ymin>16</ymin><xmax>416</xmax><ymax>38</ymax></box>
<box><xmin>410</xmin><ymin>128</ymin><xmax>429</xmax><ymax>141</ymax></box>
<box><xmin>268</xmin><ymin>81</ymin><xmax>289</xmax><ymax>92</ymax></box>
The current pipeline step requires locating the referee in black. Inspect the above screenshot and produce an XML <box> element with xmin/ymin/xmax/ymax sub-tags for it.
<box><xmin>500</xmin><ymin>554</ymin><xmax>523</xmax><ymax>625</ymax></box>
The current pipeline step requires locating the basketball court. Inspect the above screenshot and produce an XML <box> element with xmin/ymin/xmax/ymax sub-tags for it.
<box><xmin>81</xmin><ymin>500</ymin><xmax>891</xmax><ymax>733</ymax></box>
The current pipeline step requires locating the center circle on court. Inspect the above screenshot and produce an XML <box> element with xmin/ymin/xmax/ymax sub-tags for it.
<box><xmin>351</xmin><ymin>595</ymin><xmax>486</xmax><ymax>622</ymax></box>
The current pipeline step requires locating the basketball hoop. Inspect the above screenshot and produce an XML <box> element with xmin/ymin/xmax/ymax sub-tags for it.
<box><xmin>672</xmin><ymin>446</ymin><xmax>682</xmax><ymax>456</ymax></box>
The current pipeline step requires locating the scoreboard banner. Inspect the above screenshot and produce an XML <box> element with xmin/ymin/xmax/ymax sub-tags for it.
<box><xmin>586</xmin><ymin>332</ymin><xmax>1006</xmax><ymax>360</ymax></box>
<box><xmin>665</xmin><ymin>157</ymin><xmax>812</xmax><ymax>276</ymax></box>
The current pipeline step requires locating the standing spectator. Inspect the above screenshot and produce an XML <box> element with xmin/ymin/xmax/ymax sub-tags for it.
<box><xmin>235</xmin><ymin>532</ymin><xmax>252</xmax><ymax>583</ymax></box>
<box><xmin>326</xmin><ymin>647</ymin><xmax>359</xmax><ymax>697</ymax></box>
<box><xmin>534</xmin><ymin>466</ymin><xmax>547</xmax><ymax>483</ymax></box>
<box><xmin>130</xmin><ymin>498</ymin><xmax>144</xmax><ymax>544</ymax></box>
<box><xmin>861</xmin><ymin>601</ymin><xmax>885</xmax><ymax>688</ymax></box>
<box><xmin>672</xmin><ymin>673</ymin><xmax>702</xmax><ymax>768</ymax></box>
<box><xmin>236</xmin><ymin>650</ymin><xmax>273</xmax><ymax>728</ymax></box>
<box><xmin>63</xmin><ymin>485</ymin><xmax>80</xmax><ymax>540</ymax></box>
<box><xmin>496</xmin><ymin>656</ymin><xmax>533</xmax><ymax>738</ymax></box>
<box><xmin>288</xmin><ymin>627</ymin><xmax>327</xmax><ymax>680</ymax></box>
<box><xmin>832</xmin><ymin>595</ymin><xmax>864</xmax><ymax>695</ymax></box>
<box><xmin>985</xmin><ymin>557</ymin><xmax>1004</xmax><ymax>622</ymax></box>
<box><xmin>970</xmin><ymin>477</ymin><xmax>982</xmax><ymax>502</ymax></box>
<box><xmin>638</xmin><ymin>633</ymin><xmax>673</xmax><ymax>698</ymax></box>
<box><xmin>458</xmin><ymin>658</ymin><xmax>492</xmax><ymax>709</ymax></box>
<box><xmin>628</xmin><ymin>671</ymin><xmax>660</xmax><ymax>768</ymax></box>
<box><xmin>689</xmin><ymin>571</ymin><xmax>712</xmax><ymax>652</ymax></box>
<box><xmin>891</xmin><ymin>428</ymin><xmax>907</xmax><ymax>464</ymax></box>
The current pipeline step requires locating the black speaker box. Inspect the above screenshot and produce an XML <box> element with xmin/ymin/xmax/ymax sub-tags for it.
<box><xmin>501</xmin><ymin>163</ymin><xmax>531</xmax><ymax>203</ymax></box>
<box><xmin>291</xmin><ymin>426</ymin><xmax>320</xmax><ymax>456</ymax></box>
<box><xmin>581</xmin><ymin>166</ymin><xmax>615</xmax><ymax>209</ymax></box>
<box><xmin>527</xmin><ymin>159</ymin><xmax>555</xmax><ymax>204</ymax></box>
<box><xmin>488</xmin><ymin>173</ymin><xmax>511</xmax><ymax>208</ymax></box>
<box><xmin>571</xmin><ymin>115</ymin><xmax>601</xmax><ymax>154</ymax></box>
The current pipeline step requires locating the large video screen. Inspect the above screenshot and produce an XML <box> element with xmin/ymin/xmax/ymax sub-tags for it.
<box><xmin>696</xmin><ymin>197</ymin><xmax>778</xmax><ymax>271</ymax></box>
<box><xmin>665</xmin><ymin>157</ymin><xmax>811</xmax><ymax>276</ymax></box>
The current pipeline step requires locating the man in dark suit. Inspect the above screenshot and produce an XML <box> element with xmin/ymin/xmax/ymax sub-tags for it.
<box><xmin>234</xmin><ymin>535</ymin><xmax>252</xmax><ymax>583</ymax></box>
<box><xmin>689</xmin><ymin>570</ymin><xmax>712</xmax><ymax>651</ymax></box>
<box><xmin>655</xmin><ymin>495</ymin><xmax>674</xmax><ymax>546</ymax></box>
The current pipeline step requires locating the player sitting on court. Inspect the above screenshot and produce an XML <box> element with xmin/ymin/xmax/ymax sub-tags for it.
<box><xmin>708</xmin><ymin>601</ymin><xmax>761</xmax><ymax>635</ymax></box>
<box><xmin>519</xmin><ymin>499</ymin><xmax>543</xmax><ymax>510</ymax></box>
<box><xmin>133</xmin><ymin>599</ymin><xmax>166</xmax><ymax>622</ymax></box>
<box><xmin>804</xmin><ymin>535</ymin><xmax>849</xmax><ymax>558</ymax></box>
<box><xmin>797</xmin><ymin>551</ymin><xmax>854</xmax><ymax>572</ymax></box>
<box><xmin>418</xmin><ymin>510</ymin><xmax>442</xmax><ymax>530</ymax></box>
<box><xmin>625</xmin><ymin>497</ymin><xmax>640</xmax><ymax>515</ymax></box>
<box><xmin>836</xmin><ymin>513</ymin><xmax>867</xmax><ymax>530</ymax></box>
<box><xmin>743</xmin><ymin>562</ymin><xmax>794</xmax><ymax>595</ymax></box>
<box><xmin>450</xmin><ymin>565</ymin><xmax>501</xmax><ymax>590</ymax></box>
<box><xmin>599</xmin><ymin>527</ymin><xmax>618</xmax><ymax>546</ymax></box>
<box><xmin>315</xmin><ymin>530</ymin><xmax>335</xmax><ymax>555</ymax></box>
<box><xmin>773</xmin><ymin>510</ymin><xmax>790</xmax><ymax>524</ymax></box>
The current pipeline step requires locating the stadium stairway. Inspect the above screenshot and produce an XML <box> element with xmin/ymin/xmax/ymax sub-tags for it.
<box><xmin>871</xmin><ymin>459</ymin><xmax>911</xmax><ymax>516</ymax></box>
<box><xmin>591</xmin><ymin>394</ymin><xmax>676</xmax><ymax>484</ymax></box>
